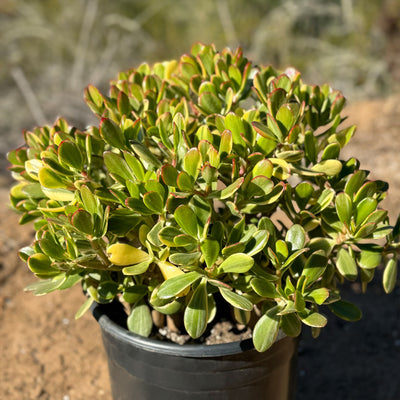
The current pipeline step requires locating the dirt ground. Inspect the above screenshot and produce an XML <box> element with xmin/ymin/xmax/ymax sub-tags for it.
<box><xmin>1</xmin><ymin>95</ymin><xmax>400</xmax><ymax>400</ymax></box>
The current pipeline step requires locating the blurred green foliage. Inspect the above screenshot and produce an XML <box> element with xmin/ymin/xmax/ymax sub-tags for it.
<box><xmin>0</xmin><ymin>0</ymin><xmax>397</xmax><ymax>162</ymax></box>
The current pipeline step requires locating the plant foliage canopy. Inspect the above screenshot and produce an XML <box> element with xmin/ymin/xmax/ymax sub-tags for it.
<box><xmin>8</xmin><ymin>43</ymin><xmax>400</xmax><ymax>352</ymax></box>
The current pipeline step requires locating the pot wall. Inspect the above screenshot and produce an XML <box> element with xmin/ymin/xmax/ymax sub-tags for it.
<box><xmin>93</xmin><ymin>303</ymin><xmax>298</xmax><ymax>400</ymax></box>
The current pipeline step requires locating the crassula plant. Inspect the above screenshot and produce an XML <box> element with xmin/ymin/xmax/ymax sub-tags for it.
<box><xmin>8</xmin><ymin>43</ymin><xmax>400</xmax><ymax>352</ymax></box>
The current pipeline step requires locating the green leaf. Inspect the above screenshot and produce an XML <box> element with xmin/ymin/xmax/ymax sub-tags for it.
<box><xmin>123</xmin><ymin>152</ymin><xmax>145</xmax><ymax>181</ymax></box>
<box><xmin>294</xmin><ymin>290</ymin><xmax>306</xmax><ymax>312</ymax></box>
<box><xmin>365</xmin><ymin>211</ymin><xmax>388</xmax><ymax>227</ymax></box>
<box><xmin>345</xmin><ymin>170</ymin><xmax>367</xmax><ymax>198</ymax></box>
<box><xmin>183</xmin><ymin>148</ymin><xmax>202</xmax><ymax>179</ymax></box>
<box><xmin>329</xmin><ymin>300</ymin><xmax>362</xmax><ymax>321</ymax></box>
<box><xmin>117</xmin><ymin>90</ymin><xmax>131</xmax><ymax>116</ymax></box>
<box><xmin>130</xmin><ymin>141</ymin><xmax>162</xmax><ymax>169</ymax></box>
<box><xmin>268</xmin><ymin>88</ymin><xmax>287</xmax><ymax>115</ymax></box>
<box><xmin>276</xmin><ymin>104</ymin><xmax>295</xmax><ymax>134</ymax></box>
<box><xmin>19</xmin><ymin>246</ymin><xmax>35</xmax><ymax>262</ymax></box>
<box><xmin>304</xmin><ymin>131</ymin><xmax>317</xmax><ymax>163</ymax></box>
<box><xmin>58</xmin><ymin>141</ymin><xmax>84</xmax><ymax>170</ymax></box>
<box><xmin>174</xmin><ymin>205</ymin><xmax>198</xmax><ymax>238</ymax></box>
<box><xmin>247</xmin><ymin>176</ymin><xmax>274</xmax><ymax>197</ymax></box>
<box><xmin>276</xmin><ymin>150</ymin><xmax>303</xmax><ymax>162</ymax></box>
<box><xmin>224</xmin><ymin>113</ymin><xmax>246</xmax><ymax>148</ymax></box>
<box><xmin>143</xmin><ymin>191</ymin><xmax>164</xmax><ymax>214</ymax></box>
<box><xmin>335</xmin><ymin>192</ymin><xmax>353</xmax><ymax>225</ymax></box>
<box><xmin>310</xmin><ymin>188</ymin><xmax>335</xmax><ymax>215</ymax></box>
<box><xmin>383</xmin><ymin>258</ymin><xmax>397</xmax><ymax>294</ymax></box>
<box><xmin>80</xmin><ymin>185</ymin><xmax>98</xmax><ymax>215</ymax></box>
<box><xmin>127</xmin><ymin>301</ymin><xmax>153</xmax><ymax>337</ymax></box>
<box><xmin>336</xmin><ymin>248</ymin><xmax>358</xmax><ymax>281</ymax></box>
<box><xmin>281</xmin><ymin>313</ymin><xmax>302</xmax><ymax>337</ymax></box>
<box><xmin>71</xmin><ymin>209</ymin><xmax>94</xmax><ymax>235</ymax></box>
<box><xmin>202</xmin><ymin>163</ymin><xmax>218</xmax><ymax>185</ymax></box>
<box><xmin>199</xmin><ymin>92</ymin><xmax>222</xmax><ymax>114</ymax></box>
<box><xmin>253</xmin><ymin>305</ymin><xmax>281</xmax><ymax>352</ymax></box>
<box><xmin>355</xmin><ymin>197</ymin><xmax>377</xmax><ymax>226</ymax></box>
<box><xmin>157</xmin><ymin>112</ymin><xmax>173</xmax><ymax>149</ymax></box>
<box><xmin>75</xmin><ymin>297</ymin><xmax>94</xmax><ymax>319</ymax></box>
<box><xmin>358</xmin><ymin>244</ymin><xmax>382</xmax><ymax>269</ymax></box>
<box><xmin>311</xmin><ymin>160</ymin><xmax>342</xmax><ymax>176</ymax></box>
<box><xmin>38</xmin><ymin>167</ymin><xmax>67</xmax><ymax>189</ymax></box>
<box><xmin>177</xmin><ymin>171</ymin><xmax>194</xmax><ymax>192</ymax></box>
<box><xmin>305</xmin><ymin>288</ymin><xmax>330</xmax><ymax>305</ymax></box>
<box><xmin>57</xmin><ymin>273</ymin><xmax>82</xmax><ymax>291</ymax></box>
<box><xmin>84</xmin><ymin>85</ymin><xmax>104</xmax><ymax>113</ymax></box>
<box><xmin>354</xmin><ymin>181</ymin><xmax>378</xmax><ymax>204</ymax></box>
<box><xmin>19</xmin><ymin>182</ymin><xmax>44</xmax><ymax>199</ymax></box>
<box><xmin>250</xmin><ymin>277</ymin><xmax>276</xmax><ymax>298</ymax></box>
<box><xmin>252</xmin><ymin>121</ymin><xmax>278</xmax><ymax>141</ymax></box>
<box><xmin>300</xmin><ymin>311</ymin><xmax>327</xmax><ymax>328</ymax></box>
<box><xmin>184</xmin><ymin>278</ymin><xmax>208</xmax><ymax>338</ymax></box>
<box><xmin>125</xmin><ymin>197</ymin><xmax>152</xmax><ymax>215</ymax></box>
<box><xmin>158</xmin><ymin>226</ymin><xmax>182</xmax><ymax>246</ymax></box>
<box><xmin>174</xmin><ymin>234</ymin><xmax>197</xmax><ymax>246</ymax></box>
<box><xmin>218</xmin><ymin>253</ymin><xmax>254</xmax><ymax>274</ymax></box>
<box><xmin>354</xmin><ymin>222</ymin><xmax>377</xmax><ymax>239</ymax></box>
<box><xmin>219</xmin><ymin>177</ymin><xmax>244</xmax><ymax>199</ymax></box>
<box><xmin>245</xmin><ymin>230</ymin><xmax>270</xmax><ymax>256</ymax></box>
<box><xmin>200</xmin><ymin>238</ymin><xmax>220</xmax><ymax>268</ymax></box>
<box><xmin>275</xmin><ymin>240</ymin><xmax>289</xmax><ymax>263</ymax></box>
<box><xmin>161</xmin><ymin>164</ymin><xmax>179</xmax><ymax>187</ymax></box>
<box><xmin>252</xmin><ymin>159</ymin><xmax>274</xmax><ymax>178</ymax></box>
<box><xmin>222</xmin><ymin>242</ymin><xmax>246</xmax><ymax>257</ymax></box>
<box><xmin>285</xmin><ymin>224</ymin><xmax>305</xmax><ymax>251</ymax></box>
<box><xmin>295</xmin><ymin>182</ymin><xmax>314</xmax><ymax>209</ymax></box>
<box><xmin>169</xmin><ymin>252</ymin><xmax>201</xmax><ymax>265</ymax></box>
<box><xmin>158</xmin><ymin>271</ymin><xmax>202</xmax><ymax>299</ymax></box>
<box><xmin>321</xmin><ymin>143</ymin><xmax>340</xmax><ymax>161</ymax></box>
<box><xmin>97</xmin><ymin>281</ymin><xmax>119</xmax><ymax>300</ymax></box>
<box><xmin>270</xmin><ymin>158</ymin><xmax>290</xmax><ymax>180</ymax></box>
<box><xmin>219</xmin><ymin>130</ymin><xmax>233</xmax><ymax>158</ymax></box>
<box><xmin>122</xmin><ymin>260</ymin><xmax>152</xmax><ymax>275</ymax></box>
<box><xmin>104</xmin><ymin>151</ymin><xmax>133</xmax><ymax>182</ymax></box>
<box><xmin>219</xmin><ymin>287</ymin><xmax>253</xmax><ymax>311</ymax></box>
<box><xmin>302</xmin><ymin>250</ymin><xmax>328</xmax><ymax>285</ymax></box>
<box><xmin>24</xmin><ymin>276</ymin><xmax>66</xmax><ymax>295</ymax></box>
<box><xmin>266</xmin><ymin>114</ymin><xmax>283</xmax><ymax>142</ymax></box>
<box><xmin>27</xmin><ymin>253</ymin><xmax>59</xmax><ymax>277</ymax></box>
<box><xmin>100</xmin><ymin>118</ymin><xmax>125</xmax><ymax>149</ymax></box>
<box><xmin>122</xmin><ymin>285</ymin><xmax>148</xmax><ymax>303</ymax></box>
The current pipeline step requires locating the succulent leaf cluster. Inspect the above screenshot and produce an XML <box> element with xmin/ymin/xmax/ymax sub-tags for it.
<box><xmin>8</xmin><ymin>43</ymin><xmax>400</xmax><ymax>352</ymax></box>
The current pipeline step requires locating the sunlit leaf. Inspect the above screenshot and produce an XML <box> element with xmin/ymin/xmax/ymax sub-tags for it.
<box><xmin>184</xmin><ymin>278</ymin><xmax>208</xmax><ymax>338</ymax></box>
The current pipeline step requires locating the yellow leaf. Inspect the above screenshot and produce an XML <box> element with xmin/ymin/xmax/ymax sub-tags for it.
<box><xmin>25</xmin><ymin>159</ymin><xmax>43</xmax><ymax>180</ymax></box>
<box><xmin>269</xmin><ymin>158</ymin><xmax>291</xmax><ymax>180</ymax></box>
<box><xmin>157</xmin><ymin>261</ymin><xmax>189</xmax><ymax>296</ymax></box>
<box><xmin>41</xmin><ymin>187</ymin><xmax>75</xmax><ymax>202</ymax></box>
<box><xmin>158</xmin><ymin>261</ymin><xmax>184</xmax><ymax>279</ymax></box>
<box><xmin>107</xmin><ymin>243</ymin><xmax>151</xmax><ymax>266</ymax></box>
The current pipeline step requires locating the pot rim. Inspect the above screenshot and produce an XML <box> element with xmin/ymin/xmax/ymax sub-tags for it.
<box><xmin>92</xmin><ymin>302</ymin><xmax>286</xmax><ymax>358</ymax></box>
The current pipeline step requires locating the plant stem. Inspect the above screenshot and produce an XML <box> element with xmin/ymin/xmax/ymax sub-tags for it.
<box><xmin>90</xmin><ymin>238</ymin><xmax>111</xmax><ymax>267</ymax></box>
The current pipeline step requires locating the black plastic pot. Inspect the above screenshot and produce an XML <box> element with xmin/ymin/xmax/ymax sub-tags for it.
<box><xmin>92</xmin><ymin>302</ymin><xmax>299</xmax><ymax>400</ymax></box>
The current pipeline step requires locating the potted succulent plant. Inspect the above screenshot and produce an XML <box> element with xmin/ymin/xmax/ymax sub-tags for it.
<box><xmin>7</xmin><ymin>43</ymin><xmax>399</xmax><ymax>400</ymax></box>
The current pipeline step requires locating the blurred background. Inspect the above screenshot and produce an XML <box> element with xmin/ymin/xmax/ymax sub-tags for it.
<box><xmin>1</xmin><ymin>0</ymin><xmax>400</xmax><ymax>173</ymax></box>
<box><xmin>2</xmin><ymin>1</ymin><xmax>400</xmax><ymax>399</ymax></box>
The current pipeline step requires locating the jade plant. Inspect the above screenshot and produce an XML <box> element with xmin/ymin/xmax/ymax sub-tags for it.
<box><xmin>8</xmin><ymin>43</ymin><xmax>400</xmax><ymax>352</ymax></box>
